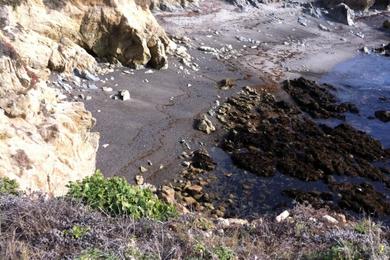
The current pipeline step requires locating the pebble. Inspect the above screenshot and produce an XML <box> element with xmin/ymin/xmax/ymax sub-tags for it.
<box><xmin>318</xmin><ymin>24</ymin><xmax>330</xmax><ymax>31</ymax></box>
<box><xmin>102</xmin><ymin>144</ymin><xmax>109</xmax><ymax>148</ymax></box>
<box><xmin>139</xmin><ymin>166</ymin><xmax>148</xmax><ymax>173</ymax></box>
<box><xmin>182</xmin><ymin>161</ymin><xmax>191</xmax><ymax>167</ymax></box>
<box><xmin>88</xmin><ymin>83</ymin><xmax>98</xmax><ymax>90</ymax></box>
<box><xmin>103</xmin><ymin>87</ymin><xmax>113</xmax><ymax>92</ymax></box>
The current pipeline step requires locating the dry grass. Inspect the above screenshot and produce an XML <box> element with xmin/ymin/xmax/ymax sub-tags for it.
<box><xmin>0</xmin><ymin>194</ymin><xmax>389</xmax><ymax>259</ymax></box>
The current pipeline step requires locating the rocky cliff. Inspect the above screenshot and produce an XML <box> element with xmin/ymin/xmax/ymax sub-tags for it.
<box><xmin>0</xmin><ymin>0</ymin><xmax>172</xmax><ymax>195</ymax></box>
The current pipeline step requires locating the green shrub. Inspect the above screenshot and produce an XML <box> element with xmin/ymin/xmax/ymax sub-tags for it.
<box><xmin>213</xmin><ymin>246</ymin><xmax>235</xmax><ymax>260</ymax></box>
<box><xmin>76</xmin><ymin>248</ymin><xmax>118</xmax><ymax>260</ymax></box>
<box><xmin>63</xmin><ymin>225</ymin><xmax>90</xmax><ymax>239</ymax></box>
<box><xmin>354</xmin><ymin>219</ymin><xmax>373</xmax><ymax>234</ymax></box>
<box><xmin>0</xmin><ymin>177</ymin><xmax>19</xmax><ymax>195</ymax></box>
<box><xmin>67</xmin><ymin>171</ymin><xmax>177</xmax><ymax>220</ymax></box>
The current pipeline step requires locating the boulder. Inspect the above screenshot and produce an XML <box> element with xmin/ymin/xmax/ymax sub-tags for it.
<box><xmin>322</xmin><ymin>0</ymin><xmax>375</xmax><ymax>10</ymax></box>
<box><xmin>145</xmin><ymin>0</ymin><xmax>199</xmax><ymax>11</ymax></box>
<box><xmin>384</xmin><ymin>19</ymin><xmax>390</xmax><ymax>29</ymax></box>
<box><xmin>331</xmin><ymin>3</ymin><xmax>355</xmax><ymax>26</ymax></box>
<box><xmin>159</xmin><ymin>185</ymin><xmax>176</xmax><ymax>204</ymax></box>
<box><xmin>192</xmin><ymin>149</ymin><xmax>216</xmax><ymax>171</ymax></box>
<box><xmin>375</xmin><ymin>110</ymin><xmax>390</xmax><ymax>122</ymax></box>
<box><xmin>322</xmin><ymin>215</ymin><xmax>339</xmax><ymax>224</ymax></box>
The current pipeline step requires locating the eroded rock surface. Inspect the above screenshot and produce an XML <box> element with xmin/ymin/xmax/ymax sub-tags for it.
<box><xmin>143</xmin><ymin>0</ymin><xmax>199</xmax><ymax>10</ymax></box>
<box><xmin>1</xmin><ymin>0</ymin><xmax>170</xmax><ymax>71</ymax></box>
<box><xmin>0</xmin><ymin>43</ymin><xmax>99</xmax><ymax>196</ymax></box>
<box><xmin>0</xmin><ymin>0</ymin><xmax>175</xmax><ymax>195</ymax></box>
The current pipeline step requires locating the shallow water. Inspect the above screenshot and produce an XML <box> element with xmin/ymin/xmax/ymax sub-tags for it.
<box><xmin>320</xmin><ymin>54</ymin><xmax>390</xmax><ymax>148</ymax></box>
<box><xmin>208</xmin><ymin>147</ymin><xmax>330</xmax><ymax>218</ymax></box>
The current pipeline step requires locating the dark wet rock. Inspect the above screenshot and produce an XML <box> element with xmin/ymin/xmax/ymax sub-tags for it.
<box><xmin>217</xmin><ymin>78</ymin><xmax>236</xmax><ymax>90</ymax></box>
<box><xmin>384</xmin><ymin>19</ymin><xmax>390</xmax><ymax>29</ymax></box>
<box><xmin>226</xmin><ymin>0</ymin><xmax>262</xmax><ymax>8</ymax></box>
<box><xmin>191</xmin><ymin>149</ymin><xmax>216</xmax><ymax>171</ymax></box>
<box><xmin>322</xmin><ymin>0</ymin><xmax>375</xmax><ymax>10</ymax></box>
<box><xmin>374</xmin><ymin>43</ymin><xmax>390</xmax><ymax>56</ymax></box>
<box><xmin>330</xmin><ymin>183</ymin><xmax>390</xmax><ymax>215</ymax></box>
<box><xmin>329</xmin><ymin>3</ymin><xmax>355</xmax><ymax>25</ymax></box>
<box><xmin>219</xmin><ymin>83</ymin><xmax>389</xmax><ymax>183</ymax></box>
<box><xmin>284</xmin><ymin>190</ymin><xmax>335</xmax><ymax>209</ymax></box>
<box><xmin>231</xmin><ymin>151</ymin><xmax>276</xmax><ymax>176</ymax></box>
<box><xmin>283</xmin><ymin>77</ymin><xmax>359</xmax><ymax>119</ymax></box>
<box><xmin>375</xmin><ymin>110</ymin><xmax>390</xmax><ymax>122</ymax></box>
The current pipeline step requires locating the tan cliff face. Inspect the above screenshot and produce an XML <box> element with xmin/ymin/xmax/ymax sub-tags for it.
<box><xmin>1</xmin><ymin>0</ymin><xmax>170</xmax><ymax>71</ymax></box>
<box><xmin>0</xmin><ymin>0</ymin><xmax>172</xmax><ymax>195</ymax></box>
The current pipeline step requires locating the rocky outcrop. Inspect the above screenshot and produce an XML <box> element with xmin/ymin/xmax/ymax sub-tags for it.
<box><xmin>143</xmin><ymin>0</ymin><xmax>199</xmax><ymax>10</ymax></box>
<box><xmin>0</xmin><ymin>0</ymin><xmax>174</xmax><ymax>195</ymax></box>
<box><xmin>0</xmin><ymin>40</ymin><xmax>99</xmax><ymax>196</ymax></box>
<box><xmin>322</xmin><ymin>0</ymin><xmax>375</xmax><ymax>10</ymax></box>
<box><xmin>226</xmin><ymin>0</ymin><xmax>279</xmax><ymax>8</ymax></box>
<box><xmin>1</xmin><ymin>0</ymin><xmax>170</xmax><ymax>71</ymax></box>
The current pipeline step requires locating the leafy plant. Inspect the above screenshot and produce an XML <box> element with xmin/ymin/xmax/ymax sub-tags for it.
<box><xmin>0</xmin><ymin>177</ymin><xmax>19</xmax><ymax>195</ymax></box>
<box><xmin>63</xmin><ymin>225</ymin><xmax>90</xmax><ymax>239</ymax></box>
<box><xmin>76</xmin><ymin>248</ymin><xmax>118</xmax><ymax>260</ymax></box>
<box><xmin>67</xmin><ymin>171</ymin><xmax>177</xmax><ymax>220</ymax></box>
<box><xmin>193</xmin><ymin>217</ymin><xmax>214</xmax><ymax>230</ymax></box>
<box><xmin>354</xmin><ymin>219</ymin><xmax>373</xmax><ymax>234</ymax></box>
<box><xmin>192</xmin><ymin>242</ymin><xmax>212</xmax><ymax>259</ymax></box>
<box><xmin>313</xmin><ymin>241</ymin><xmax>364</xmax><ymax>260</ymax></box>
<box><xmin>213</xmin><ymin>246</ymin><xmax>235</xmax><ymax>260</ymax></box>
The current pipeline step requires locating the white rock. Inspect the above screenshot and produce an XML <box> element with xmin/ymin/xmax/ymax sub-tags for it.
<box><xmin>119</xmin><ymin>90</ymin><xmax>130</xmax><ymax>101</ymax></box>
<box><xmin>322</xmin><ymin>215</ymin><xmax>339</xmax><ymax>224</ymax></box>
<box><xmin>103</xmin><ymin>87</ymin><xmax>113</xmax><ymax>92</ymax></box>
<box><xmin>135</xmin><ymin>175</ymin><xmax>144</xmax><ymax>185</ymax></box>
<box><xmin>276</xmin><ymin>210</ymin><xmax>290</xmax><ymax>222</ymax></box>
<box><xmin>217</xmin><ymin>218</ymin><xmax>249</xmax><ymax>227</ymax></box>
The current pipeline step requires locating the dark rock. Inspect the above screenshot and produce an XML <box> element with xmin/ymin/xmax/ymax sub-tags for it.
<box><xmin>329</xmin><ymin>3</ymin><xmax>355</xmax><ymax>25</ymax></box>
<box><xmin>322</xmin><ymin>0</ymin><xmax>375</xmax><ymax>10</ymax></box>
<box><xmin>191</xmin><ymin>149</ymin><xmax>216</xmax><ymax>171</ymax></box>
<box><xmin>220</xmin><ymin>82</ymin><xmax>388</xmax><ymax>183</ymax></box>
<box><xmin>330</xmin><ymin>183</ymin><xmax>390</xmax><ymax>215</ymax></box>
<box><xmin>284</xmin><ymin>190</ymin><xmax>335</xmax><ymax>209</ymax></box>
<box><xmin>217</xmin><ymin>78</ymin><xmax>236</xmax><ymax>90</ymax></box>
<box><xmin>374</xmin><ymin>43</ymin><xmax>390</xmax><ymax>56</ymax></box>
<box><xmin>283</xmin><ymin>77</ymin><xmax>359</xmax><ymax>119</ymax></box>
<box><xmin>384</xmin><ymin>19</ymin><xmax>390</xmax><ymax>29</ymax></box>
<box><xmin>375</xmin><ymin>110</ymin><xmax>390</xmax><ymax>122</ymax></box>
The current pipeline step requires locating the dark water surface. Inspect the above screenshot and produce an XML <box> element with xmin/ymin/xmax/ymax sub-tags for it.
<box><xmin>320</xmin><ymin>54</ymin><xmax>390</xmax><ymax>148</ymax></box>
